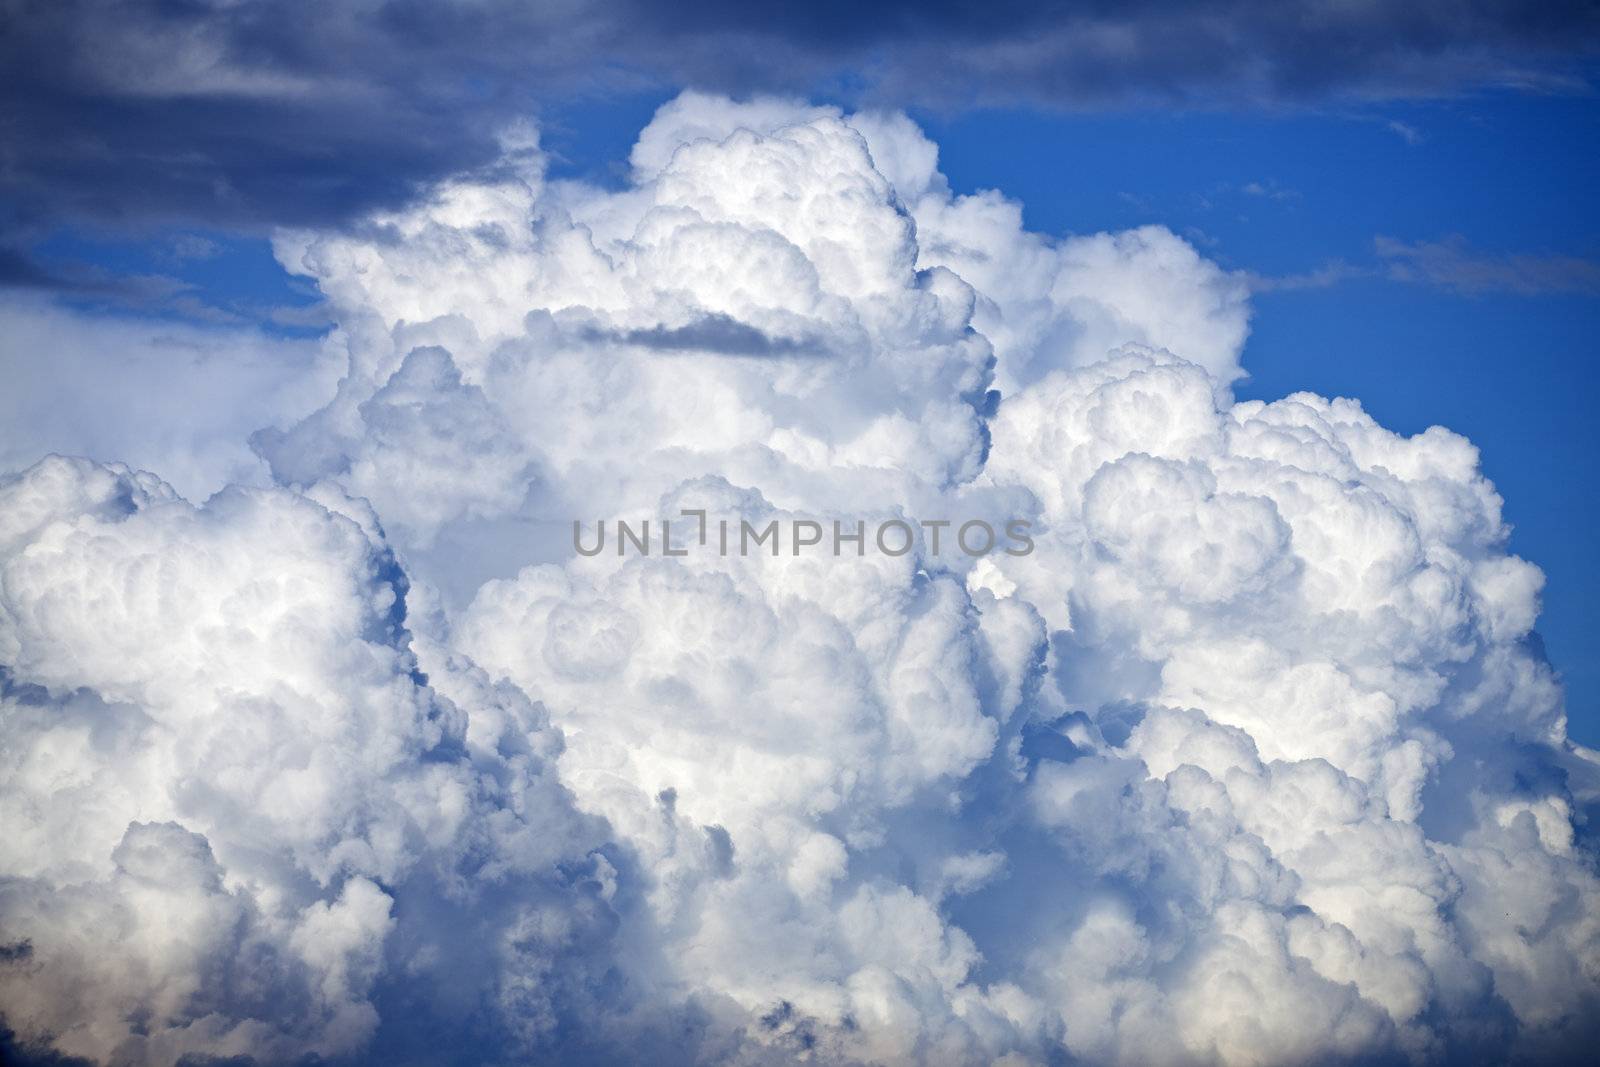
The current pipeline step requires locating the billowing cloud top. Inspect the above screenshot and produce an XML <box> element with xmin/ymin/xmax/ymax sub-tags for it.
<box><xmin>1</xmin><ymin>94</ymin><xmax>1596</xmax><ymax>1066</ymax></box>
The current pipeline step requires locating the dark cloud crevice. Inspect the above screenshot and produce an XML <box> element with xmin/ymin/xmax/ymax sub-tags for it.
<box><xmin>604</xmin><ymin>314</ymin><xmax>825</xmax><ymax>358</ymax></box>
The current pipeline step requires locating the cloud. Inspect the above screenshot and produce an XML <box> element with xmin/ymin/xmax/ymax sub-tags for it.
<box><xmin>0</xmin><ymin>457</ymin><xmax>629</xmax><ymax>1063</ymax></box>
<box><xmin>0</xmin><ymin>295</ymin><xmax>341</xmax><ymax>500</ymax></box>
<box><xmin>1244</xmin><ymin>260</ymin><xmax>1369</xmax><ymax>294</ymax></box>
<box><xmin>0</xmin><ymin>243</ymin><xmax>304</xmax><ymax>328</ymax></box>
<box><xmin>1386</xmin><ymin>119</ymin><xmax>1424</xmax><ymax>145</ymax></box>
<box><xmin>1377</xmin><ymin>234</ymin><xmax>1600</xmax><ymax>297</ymax></box>
<box><xmin>1239</xmin><ymin>179</ymin><xmax>1299</xmax><ymax>202</ymax></box>
<box><xmin>1245</xmin><ymin>236</ymin><xmax>1600</xmax><ymax>298</ymax></box>
<box><xmin>0</xmin><ymin>249</ymin><xmax>69</xmax><ymax>291</ymax></box>
<box><xmin>2</xmin><ymin>94</ymin><xmax>1598</xmax><ymax>1065</ymax></box>
<box><xmin>163</xmin><ymin>234</ymin><xmax>224</xmax><ymax>264</ymax></box>
<box><xmin>2</xmin><ymin>2</ymin><xmax>1598</xmax><ymax>230</ymax></box>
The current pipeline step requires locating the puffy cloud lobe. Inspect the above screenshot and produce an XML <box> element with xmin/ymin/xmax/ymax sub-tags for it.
<box><xmin>641</xmin><ymin>95</ymin><xmax>1253</xmax><ymax>394</ymax></box>
<box><xmin>979</xmin><ymin>347</ymin><xmax>1598</xmax><ymax>1056</ymax></box>
<box><xmin>259</xmin><ymin>94</ymin><xmax>1249</xmax><ymax>552</ymax></box>
<box><xmin>0</xmin><ymin>458</ymin><xmax>622</xmax><ymax>1062</ymax></box>
<box><xmin>261</xmin><ymin>114</ymin><xmax>998</xmax><ymax>533</ymax></box>
<box><xmin>0</xmin><ymin>821</ymin><xmax>389</xmax><ymax>1064</ymax></box>
<box><xmin>4</xmin><ymin>94</ymin><xmax>1600</xmax><ymax>1066</ymax></box>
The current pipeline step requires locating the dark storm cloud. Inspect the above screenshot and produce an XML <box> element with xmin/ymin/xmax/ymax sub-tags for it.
<box><xmin>2</xmin><ymin>0</ymin><xmax>1598</xmax><ymax>231</ymax></box>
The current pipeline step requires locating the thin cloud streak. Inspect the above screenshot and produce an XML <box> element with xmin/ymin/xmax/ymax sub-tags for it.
<box><xmin>1377</xmin><ymin>235</ymin><xmax>1600</xmax><ymax>297</ymax></box>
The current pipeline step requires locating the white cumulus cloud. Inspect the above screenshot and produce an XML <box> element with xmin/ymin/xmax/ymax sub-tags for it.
<box><xmin>1</xmin><ymin>93</ymin><xmax>1596</xmax><ymax>1066</ymax></box>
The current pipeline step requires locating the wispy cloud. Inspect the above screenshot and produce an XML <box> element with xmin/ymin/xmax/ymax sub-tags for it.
<box><xmin>1376</xmin><ymin>235</ymin><xmax>1600</xmax><ymax>296</ymax></box>
<box><xmin>165</xmin><ymin>234</ymin><xmax>223</xmax><ymax>264</ymax></box>
<box><xmin>1240</xmin><ymin>179</ymin><xmax>1300</xmax><ymax>202</ymax></box>
<box><xmin>1385</xmin><ymin>119</ymin><xmax>1423</xmax><ymax>145</ymax></box>
<box><xmin>1245</xmin><ymin>260</ymin><xmax>1368</xmax><ymax>293</ymax></box>
<box><xmin>0</xmin><ymin>243</ymin><xmax>331</xmax><ymax>332</ymax></box>
<box><xmin>1245</xmin><ymin>238</ymin><xmax>1600</xmax><ymax>298</ymax></box>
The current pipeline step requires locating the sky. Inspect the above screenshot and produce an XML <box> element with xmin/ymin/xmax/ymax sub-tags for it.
<box><xmin>3</xmin><ymin>4</ymin><xmax>1600</xmax><ymax>1066</ymax></box>
<box><xmin>923</xmin><ymin>94</ymin><xmax>1600</xmax><ymax>743</ymax></box>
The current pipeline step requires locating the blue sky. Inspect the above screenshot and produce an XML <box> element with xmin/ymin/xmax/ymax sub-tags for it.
<box><xmin>16</xmin><ymin>86</ymin><xmax>1597</xmax><ymax>741</ymax></box>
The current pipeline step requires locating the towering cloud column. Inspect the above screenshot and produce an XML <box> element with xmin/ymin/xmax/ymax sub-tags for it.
<box><xmin>2</xmin><ymin>94</ymin><xmax>1595</xmax><ymax>1065</ymax></box>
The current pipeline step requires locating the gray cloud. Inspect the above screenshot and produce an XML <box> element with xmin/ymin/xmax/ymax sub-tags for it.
<box><xmin>1243</xmin><ymin>236</ymin><xmax>1600</xmax><ymax>298</ymax></box>
<box><xmin>1377</xmin><ymin>234</ymin><xmax>1600</xmax><ymax>297</ymax></box>
<box><xmin>596</xmin><ymin>315</ymin><xmax>824</xmax><ymax>358</ymax></box>
<box><xmin>2</xmin><ymin>0</ymin><xmax>1597</xmax><ymax>231</ymax></box>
